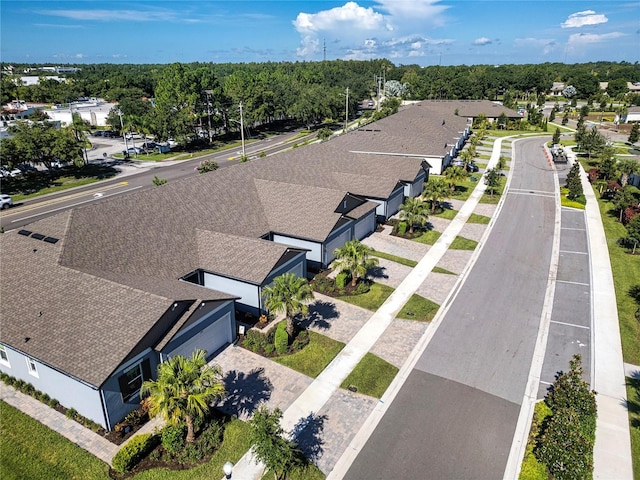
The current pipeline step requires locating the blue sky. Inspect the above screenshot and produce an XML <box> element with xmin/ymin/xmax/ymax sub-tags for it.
<box><xmin>1</xmin><ymin>1</ymin><xmax>638</xmax><ymax>66</ymax></box>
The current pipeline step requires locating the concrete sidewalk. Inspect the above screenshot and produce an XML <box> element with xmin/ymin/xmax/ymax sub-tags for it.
<box><xmin>575</xmin><ymin>151</ymin><xmax>634</xmax><ymax>479</ymax></box>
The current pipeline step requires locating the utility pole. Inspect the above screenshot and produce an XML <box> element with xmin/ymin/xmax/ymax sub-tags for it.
<box><xmin>239</xmin><ymin>102</ymin><xmax>246</xmax><ymax>159</ymax></box>
<box><xmin>344</xmin><ymin>87</ymin><xmax>349</xmax><ymax>133</ymax></box>
<box><xmin>205</xmin><ymin>90</ymin><xmax>213</xmax><ymax>144</ymax></box>
<box><xmin>118</xmin><ymin>109</ymin><xmax>129</xmax><ymax>152</ymax></box>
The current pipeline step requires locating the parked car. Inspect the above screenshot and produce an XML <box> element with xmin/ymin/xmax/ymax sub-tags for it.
<box><xmin>0</xmin><ymin>167</ymin><xmax>22</xmax><ymax>178</ymax></box>
<box><xmin>466</xmin><ymin>162</ymin><xmax>479</xmax><ymax>173</ymax></box>
<box><xmin>0</xmin><ymin>194</ymin><xmax>13</xmax><ymax>209</ymax></box>
<box><xmin>122</xmin><ymin>147</ymin><xmax>142</xmax><ymax>155</ymax></box>
<box><xmin>16</xmin><ymin>164</ymin><xmax>37</xmax><ymax>174</ymax></box>
<box><xmin>451</xmin><ymin>159</ymin><xmax>465</xmax><ymax>167</ymax></box>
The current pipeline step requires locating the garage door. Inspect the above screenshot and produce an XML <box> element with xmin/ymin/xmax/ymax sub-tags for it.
<box><xmin>324</xmin><ymin>228</ymin><xmax>352</xmax><ymax>265</ymax></box>
<box><xmin>166</xmin><ymin>313</ymin><xmax>232</xmax><ymax>359</ymax></box>
<box><xmin>354</xmin><ymin>211</ymin><xmax>375</xmax><ymax>240</ymax></box>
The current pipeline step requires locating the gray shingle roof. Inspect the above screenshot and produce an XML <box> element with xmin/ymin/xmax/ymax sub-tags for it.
<box><xmin>0</xmin><ymin>225</ymin><xmax>232</xmax><ymax>387</ymax></box>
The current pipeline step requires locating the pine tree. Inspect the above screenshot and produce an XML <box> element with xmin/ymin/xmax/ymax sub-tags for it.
<box><xmin>628</xmin><ymin>122</ymin><xmax>639</xmax><ymax>144</ymax></box>
<box><xmin>566</xmin><ymin>162</ymin><xmax>584</xmax><ymax>201</ymax></box>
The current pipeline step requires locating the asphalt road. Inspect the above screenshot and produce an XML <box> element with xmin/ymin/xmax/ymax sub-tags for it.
<box><xmin>345</xmin><ymin>137</ymin><xmax>558</xmax><ymax>479</ymax></box>
<box><xmin>0</xmin><ymin>127</ymin><xmax>315</xmax><ymax>231</ymax></box>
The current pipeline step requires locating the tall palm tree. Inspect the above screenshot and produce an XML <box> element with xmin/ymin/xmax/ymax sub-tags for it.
<box><xmin>332</xmin><ymin>239</ymin><xmax>379</xmax><ymax>287</ymax></box>
<box><xmin>262</xmin><ymin>273</ymin><xmax>314</xmax><ymax>336</ymax></box>
<box><xmin>141</xmin><ymin>349</ymin><xmax>225</xmax><ymax>443</ymax></box>
<box><xmin>398</xmin><ymin>196</ymin><xmax>429</xmax><ymax>234</ymax></box>
<box><xmin>422</xmin><ymin>177</ymin><xmax>451</xmax><ymax>213</ymax></box>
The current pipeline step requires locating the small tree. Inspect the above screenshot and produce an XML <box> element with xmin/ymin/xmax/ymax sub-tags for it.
<box><xmin>262</xmin><ymin>273</ymin><xmax>314</xmax><ymax>337</ymax></box>
<box><xmin>613</xmin><ymin>187</ymin><xmax>637</xmax><ymax>222</ymax></box>
<box><xmin>625</xmin><ymin>215</ymin><xmax>640</xmax><ymax>254</ymax></box>
<box><xmin>249</xmin><ymin>405</ymin><xmax>302</xmax><ymax>480</ymax></box>
<box><xmin>422</xmin><ymin>177</ymin><xmax>450</xmax><ymax>213</ymax></box>
<box><xmin>552</xmin><ymin>127</ymin><xmax>561</xmax><ymax>145</ymax></box>
<box><xmin>141</xmin><ymin>350</ymin><xmax>226</xmax><ymax>444</ymax></box>
<box><xmin>152</xmin><ymin>176</ymin><xmax>167</xmax><ymax>186</ymax></box>
<box><xmin>598</xmin><ymin>145</ymin><xmax>618</xmax><ymax>180</ymax></box>
<box><xmin>566</xmin><ymin>162</ymin><xmax>584</xmax><ymax>201</ymax></box>
<box><xmin>398</xmin><ymin>196</ymin><xmax>429</xmax><ymax>233</ymax></box>
<box><xmin>617</xmin><ymin>158</ymin><xmax>640</xmax><ymax>187</ymax></box>
<box><xmin>484</xmin><ymin>168</ymin><xmax>500</xmax><ymax>196</ymax></box>
<box><xmin>332</xmin><ymin>239</ymin><xmax>379</xmax><ymax>287</ymax></box>
<box><xmin>629</xmin><ymin>123</ymin><xmax>639</xmax><ymax>144</ymax></box>
<box><xmin>196</xmin><ymin>159</ymin><xmax>219</xmax><ymax>174</ymax></box>
<box><xmin>444</xmin><ymin>165</ymin><xmax>468</xmax><ymax>193</ymax></box>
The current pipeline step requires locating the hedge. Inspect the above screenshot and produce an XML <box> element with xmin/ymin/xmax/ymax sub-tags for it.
<box><xmin>112</xmin><ymin>433</ymin><xmax>158</xmax><ymax>473</ymax></box>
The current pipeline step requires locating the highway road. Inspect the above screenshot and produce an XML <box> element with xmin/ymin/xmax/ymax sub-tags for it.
<box><xmin>0</xmin><ymin>127</ymin><xmax>316</xmax><ymax>231</ymax></box>
<box><xmin>345</xmin><ymin>137</ymin><xmax>559</xmax><ymax>479</ymax></box>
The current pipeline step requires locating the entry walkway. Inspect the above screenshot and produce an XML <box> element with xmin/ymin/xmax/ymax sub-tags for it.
<box><xmin>229</xmin><ymin>137</ymin><xmax>508</xmax><ymax>480</ymax></box>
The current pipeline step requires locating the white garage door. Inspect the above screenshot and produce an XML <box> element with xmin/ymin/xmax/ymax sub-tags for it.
<box><xmin>167</xmin><ymin>313</ymin><xmax>232</xmax><ymax>359</ymax></box>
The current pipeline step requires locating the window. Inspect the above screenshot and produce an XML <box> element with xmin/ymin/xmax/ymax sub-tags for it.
<box><xmin>0</xmin><ymin>345</ymin><xmax>10</xmax><ymax>367</ymax></box>
<box><xmin>26</xmin><ymin>357</ymin><xmax>38</xmax><ymax>377</ymax></box>
<box><xmin>118</xmin><ymin>359</ymin><xmax>151</xmax><ymax>402</ymax></box>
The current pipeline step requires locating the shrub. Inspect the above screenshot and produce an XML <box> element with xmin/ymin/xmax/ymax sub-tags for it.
<box><xmin>291</xmin><ymin>329</ymin><xmax>310</xmax><ymax>352</ymax></box>
<box><xmin>355</xmin><ymin>282</ymin><xmax>371</xmax><ymax>295</ymax></box>
<box><xmin>4</xmin><ymin>375</ymin><xmax>16</xmax><ymax>386</ymax></box>
<box><xmin>14</xmin><ymin>379</ymin><xmax>25</xmax><ymax>390</ymax></box>
<box><xmin>124</xmin><ymin>408</ymin><xmax>147</xmax><ymax>427</ymax></box>
<box><xmin>40</xmin><ymin>392</ymin><xmax>50</xmax><ymax>404</ymax></box>
<box><xmin>48</xmin><ymin>398</ymin><xmax>59</xmax><ymax>408</ymax></box>
<box><xmin>335</xmin><ymin>271</ymin><xmax>349</xmax><ymax>289</ymax></box>
<box><xmin>244</xmin><ymin>329</ymin><xmax>268</xmax><ymax>353</ymax></box>
<box><xmin>264</xmin><ymin>344</ymin><xmax>275</xmax><ymax>355</ymax></box>
<box><xmin>161</xmin><ymin>423</ymin><xmax>186</xmax><ymax>457</ymax></box>
<box><xmin>112</xmin><ymin>433</ymin><xmax>158</xmax><ymax>473</ymax></box>
<box><xmin>274</xmin><ymin>322</ymin><xmax>289</xmax><ymax>355</ymax></box>
<box><xmin>397</xmin><ymin>222</ymin><xmax>408</xmax><ymax>236</ymax></box>
<box><xmin>22</xmin><ymin>382</ymin><xmax>35</xmax><ymax>395</ymax></box>
<box><xmin>66</xmin><ymin>408</ymin><xmax>78</xmax><ymax>420</ymax></box>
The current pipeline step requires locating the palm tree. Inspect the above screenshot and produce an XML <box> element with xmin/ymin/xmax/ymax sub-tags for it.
<box><xmin>332</xmin><ymin>239</ymin><xmax>379</xmax><ymax>287</ymax></box>
<box><xmin>444</xmin><ymin>166</ymin><xmax>468</xmax><ymax>194</ymax></box>
<box><xmin>422</xmin><ymin>177</ymin><xmax>450</xmax><ymax>213</ymax></box>
<box><xmin>140</xmin><ymin>349</ymin><xmax>225</xmax><ymax>444</ymax></box>
<box><xmin>398</xmin><ymin>196</ymin><xmax>429</xmax><ymax>234</ymax></box>
<box><xmin>262</xmin><ymin>273</ymin><xmax>314</xmax><ymax>336</ymax></box>
<box><xmin>617</xmin><ymin>158</ymin><xmax>640</xmax><ymax>187</ymax></box>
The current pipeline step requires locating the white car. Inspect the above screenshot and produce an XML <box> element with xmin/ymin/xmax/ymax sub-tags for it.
<box><xmin>0</xmin><ymin>167</ymin><xmax>22</xmax><ymax>178</ymax></box>
<box><xmin>0</xmin><ymin>194</ymin><xmax>13</xmax><ymax>209</ymax></box>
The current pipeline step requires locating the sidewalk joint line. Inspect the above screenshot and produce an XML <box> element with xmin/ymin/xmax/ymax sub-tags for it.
<box><xmin>556</xmin><ymin>279</ymin><xmax>589</xmax><ymax>286</ymax></box>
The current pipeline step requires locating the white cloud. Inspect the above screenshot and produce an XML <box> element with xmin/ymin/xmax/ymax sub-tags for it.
<box><xmin>293</xmin><ymin>1</ymin><xmax>448</xmax><ymax>59</ymax></box>
<box><xmin>473</xmin><ymin>37</ymin><xmax>492</xmax><ymax>46</ymax></box>
<box><xmin>37</xmin><ymin>8</ymin><xmax>200</xmax><ymax>23</ymax></box>
<box><xmin>561</xmin><ymin>10</ymin><xmax>608</xmax><ymax>28</ymax></box>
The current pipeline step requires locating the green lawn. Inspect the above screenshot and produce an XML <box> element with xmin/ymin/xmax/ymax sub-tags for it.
<box><xmin>397</xmin><ymin>294</ymin><xmax>440</xmax><ymax>322</ymax></box>
<box><xmin>340</xmin><ymin>353</ymin><xmax>399</xmax><ymax>398</ymax></box>
<box><xmin>433</xmin><ymin>207</ymin><xmax>458</xmax><ymax>220</ymax></box>
<box><xmin>337</xmin><ymin>282</ymin><xmax>394</xmax><ymax>311</ymax></box>
<box><xmin>451</xmin><ymin>178</ymin><xmax>479</xmax><ymax>200</ymax></box>
<box><xmin>0</xmin><ymin>401</ymin><xmax>110</xmax><ymax>480</ymax></box>
<box><xmin>467</xmin><ymin>213</ymin><xmax>491</xmax><ymax>224</ymax></box>
<box><xmin>450</xmin><ymin>236</ymin><xmax>478</xmax><ymax>250</ymax></box>
<box><xmin>595</xmin><ymin>197</ymin><xmax>640</xmax><ymax>364</ymax></box>
<box><xmin>273</xmin><ymin>331</ymin><xmax>345</xmax><ymax>378</ymax></box>
<box><xmin>625</xmin><ymin>377</ymin><xmax>640</xmax><ymax>479</ymax></box>
<box><xmin>370</xmin><ymin>250</ymin><xmax>418</xmax><ymax>267</ymax></box>
<box><xmin>0</xmin><ymin>400</ymin><xmax>255</xmax><ymax>480</ymax></box>
<box><xmin>414</xmin><ymin>229</ymin><xmax>442</xmax><ymax>245</ymax></box>
<box><xmin>432</xmin><ymin>266</ymin><xmax>456</xmax><ymax>275</ymax></box>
